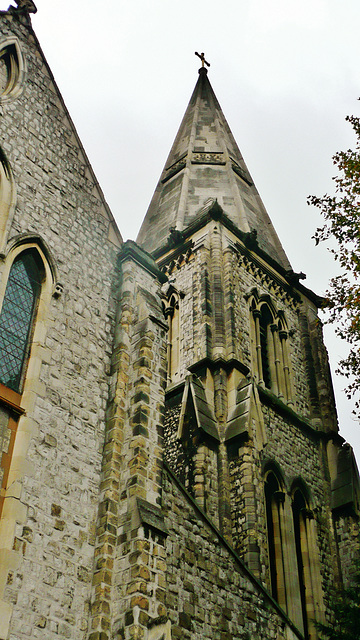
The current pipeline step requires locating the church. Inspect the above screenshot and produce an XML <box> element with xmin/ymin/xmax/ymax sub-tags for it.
<box><xmin>0</xmin><ymin>3</ymin><xmax>359</xmax><ymax>640</ymax></box>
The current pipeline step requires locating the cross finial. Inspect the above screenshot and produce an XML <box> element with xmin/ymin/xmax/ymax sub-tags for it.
<box><xmin>195</xmin><ymin>52</ymin><xmax>210</xmax><ymax>68</ymax></box>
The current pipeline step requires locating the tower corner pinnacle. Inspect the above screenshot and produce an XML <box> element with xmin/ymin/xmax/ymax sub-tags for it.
<box><xmin>10</xmin><ymin>0</ymin><xmax>37</xmax><ymax>14</ymax></box>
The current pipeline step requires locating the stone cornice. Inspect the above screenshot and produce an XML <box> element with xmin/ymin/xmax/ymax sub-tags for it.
<box><xmin>118</xmin><ymin>240</ymin><xmax>167</xmax><ymax>283</ymax></box>
<box><xmin>188</xmin><ymin>356</ymin><xmax>250</xmax><ymax>377</ymax></box>
<box><xmin>258</xmin><ymin>385</ymin><xmax>340</xmax><ymax>441</ymax></box>
<box><xmin>153</xmin><ymin>208</ymin><xmax>323</xmax><ymax>307</ymax></box>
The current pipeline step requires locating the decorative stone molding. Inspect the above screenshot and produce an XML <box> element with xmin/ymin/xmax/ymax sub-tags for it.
<box><xmin>160</xmin><ymin>245</ymin><xmax>194</xmax><ymax>277</ymax></box>
<box><xmin>162</xmin><ymin>154</ymin><xmax>187</xmax><ymax>183</ymax></box>
<box><xmin>167</xmin><ymin>227</ymin><xmax>184</xmax><ymax>247</ymax></box>
<box><xmin>240</xmin><ymin>253</ymin><xmax>300</xmax><ymax>310</ymax></box>
<box><xmin>230</xmin><ymin>156</ymin><xmax>253</xmax><ymax>185</ymax></box>
<box><xmin>0</xmin><ymin>146</ymin><xmax>16</xmax><ymax>254</ymax></box>
<box><xmin>52</xmin><ymin>282</ymin><xmax>63</xmax><ymax>298</ymax></box>
<box><xmin>0</xmin><ymin>37</ymin><xmax>26</xmax><ymax>103</ymax></box>
<box><xmin>148</xmin><ymin>618</ymin><xmax>171</xmax><ymax>640</ymax></box>
<box><xmin>191</xmin><ymin>151</ymin><xmax>225</xmax><ymax>165</ymax></box>
<box><xmin>136</xmin><ymin>498</ymin><xmax>168</xmax><ymax>538</ymax></box>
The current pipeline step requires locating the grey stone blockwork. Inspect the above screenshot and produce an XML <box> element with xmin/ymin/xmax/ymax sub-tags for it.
<box><xmin>159</xmin><ymin>213</ymin><xmax>359</xmax><ymax>636</ymax></box>
<box><xmin>162</xmin><ymin>467</ymin><xmax>301</xmax><ymax>640</ymax></box>
<box><xmin>0</xmin><ymin>11</ymin><xmax>121</xmax><ymax>640</ymax></box>
<box><xmin>0</xmin><ymin>7</ymin><xmax>359</xmax><ymax>640</ymax></box>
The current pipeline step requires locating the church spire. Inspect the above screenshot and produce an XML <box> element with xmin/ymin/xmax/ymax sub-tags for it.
<box><xmin>137</xmin><ymin>64</ymin><xmax>291</xmax><ymax>270</ymax></box>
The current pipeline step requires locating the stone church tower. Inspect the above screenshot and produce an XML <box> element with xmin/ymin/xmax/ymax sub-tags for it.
<box><xmin>0</xmin><ymin>5</ymin><xmax>358</xmax><ymax>640</ymax></box>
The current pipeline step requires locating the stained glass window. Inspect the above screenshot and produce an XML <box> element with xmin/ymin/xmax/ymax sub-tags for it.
<box><xmin>0</xmin><ymin>250</ymin><xmax>44</xmax><ymax>392</ymax></box>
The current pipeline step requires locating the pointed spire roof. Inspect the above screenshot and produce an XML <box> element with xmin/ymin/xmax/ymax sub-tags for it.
<box><xmin>137</xmin><ymin>67</ymin><xmax>291</xmax><ymax>270</ymax></box>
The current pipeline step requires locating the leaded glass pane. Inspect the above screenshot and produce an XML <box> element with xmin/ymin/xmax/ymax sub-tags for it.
<box><xmin>0</xmin><ymin>251</ymin><xmax>43</xmax><ymax>391</ymax></box>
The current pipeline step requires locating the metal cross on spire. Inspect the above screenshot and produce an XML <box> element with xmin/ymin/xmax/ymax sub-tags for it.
<box><xmin>195</xmin><ymin>52</ymin><xmax>210</xmax><ymax>68</ymax></box>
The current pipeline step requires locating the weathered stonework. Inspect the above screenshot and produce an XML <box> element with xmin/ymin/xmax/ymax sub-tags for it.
<box><xmin>163</xmin><ymin>465</ymin><xmax>302</xmax><ymax>640</ymax></box>
<box><xmin>0</xmin><ymin>8</ymin><xmax>120</xmax><ymax>640</ymax></box>
<box><xmin>0</xmin><ymin>7</ymin><xmax>358</xmax><ymax>640</ymax></box>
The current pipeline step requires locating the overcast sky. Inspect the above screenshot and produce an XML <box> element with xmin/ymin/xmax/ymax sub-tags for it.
<box><xmin>4</xmin><ymin>0</ymin><xmax>360</xmax><ymax>462</ymax></box>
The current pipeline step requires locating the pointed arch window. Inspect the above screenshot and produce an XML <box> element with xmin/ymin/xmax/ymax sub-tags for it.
<box><xmin>259</xmin><ymin>305</ymin><xmax>272</xmax><ymax>389</ymax></box>
<box><xmin>292</xmin><ymin>488</ymin><xmax>311</xmax><ymax>639</ymax></box>
<box><xmin>264</xmin><ymin>473</ymin><xmax>324</xmax><ymax>633</ymax></box>
<box><xmin>264</xmin><ymin>469</ymin><xmax>286</xmax><ymax>607</ymax></box>
<box><xmin>0</xmin><ymin>249</ymin><xmax>45</xmax><ymax>392</ymax></box>
<box><xmin>290</xmin><ymin>482</ymin><xmax>326</xmax><ymax>638</ymax></box>
<box><xmin>249</xmin><ymin>293</ymin><xmax>294</xmax><ymax>405</ymax></box>
<box><xmin>163</xmin><ymin>290</ymin><xmax>180</xmax><ymax>384</ymax></box>
<box><xmin>0</xmin><ymin>38</ymin><xmax>25</xmax><ymax>103</ymax></box>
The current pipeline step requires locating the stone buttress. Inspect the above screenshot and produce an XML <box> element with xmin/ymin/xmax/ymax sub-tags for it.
<box><xmin>88</xmin><ymin>241</ymin><xmax>169</xmax><ymax>640</ymax></box>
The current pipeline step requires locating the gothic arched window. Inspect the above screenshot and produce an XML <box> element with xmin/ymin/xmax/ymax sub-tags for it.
<box><xmin>290</xmin><ymin>482</ymin><xmax>325</xmax><ymax>639</ymax></box>
<box><xmin>264</xmin><ymin>469</ymin><xmax>286</xmax><ymax>607</ymax></box>
<box><xmin>259</xmin><ymin>305</ymin><xmax>272</xmax><ymax>389</ymax></box>
<box><xmin>249</xmin><ymin>292</ymin><xmax>293</xmax><ymax>405</ymax></box>
<box><xmin>292</xmin><ymin>488</ymin><xmax>310</xmax><ymax>639</ymax></box>
<box><xmin>0</xmin><ymin>249</ymin><xmax>44</xmax><ymax>392</ymax></box>
<box><xmin>0</xmin><ymin>38</ymin><xmax>26</xmax><ymax>103</ymax></box>
<box><xmin>163</xmin><ymin>290</ymin><xmax>180</xmax><ymax>384</ymax></box>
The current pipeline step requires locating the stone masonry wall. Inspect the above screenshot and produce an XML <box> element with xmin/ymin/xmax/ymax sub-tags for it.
<box><xmin>87</xmin><ymin>244</ymin><xmax>168</xmax><ymax>640</ymax></box>
<box><xmin>228</xmin><ymin>442</ymin><xmax>264</xmax><ymax>580</ymax></box>
<box><xmin>160</xmin><ymin>219</ymin><xmax>343</xmax><ymax>623</ymax></box>
<box><xmin>228</xmin><ymin>404</ymin><xmax>338</xmax><ymax>613</ymax></box>
<box><xmin>162</xmin><ymin>467</ymin><xmax>300</xmax><ymax>640</ymax></box>
<box><xmin>334</xmin><ymin>514</ymin><xmax>360</xmax><ymax>588</ymax></box>
<box><xmin>0</xmin><ymin>12</ymin><xmax>121</xmax><ymax>640</ymax></box>
<box><xmin>163</xmin><ymin>401</ymin><xmax>219</xmax><ymax>526</ymax></box>
<box><xmin>231</xmin><ymin>248</ymin><xmax>310</xmax><ymax>417</ymax></box>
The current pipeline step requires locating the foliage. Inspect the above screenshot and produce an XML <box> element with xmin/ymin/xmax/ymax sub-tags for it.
<box><xmin>308</xmin><ymin>113</ymin><xmax>360</xmax><ymax>413</ymax></box>
<box><xmin>315</xmin><ymin>562</ymin><xmax>360</xmax><ymax>640</ymax></box>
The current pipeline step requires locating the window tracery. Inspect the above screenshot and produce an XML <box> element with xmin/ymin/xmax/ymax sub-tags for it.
<box><xmin>263</xmin><ymin>467</ymin><xmax>324</xmax><ymax>634</ymax></box>
<box><xmin>249</xmin><ymin>290</ymin><xmax>293</xmax><ymax>405</ymax></box>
